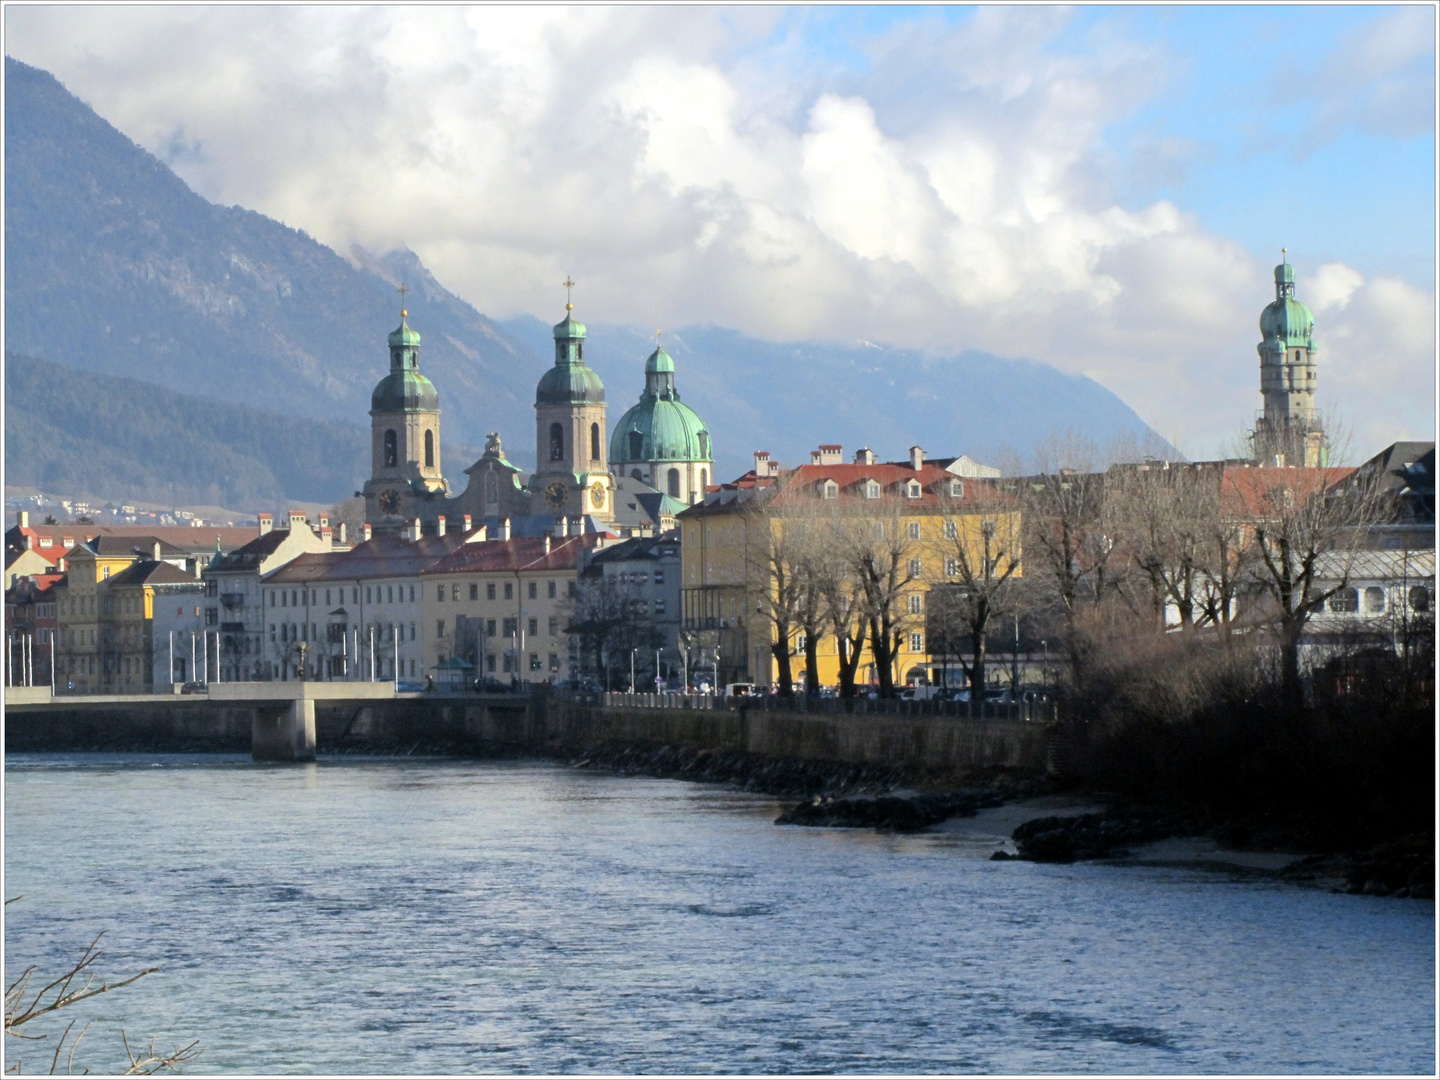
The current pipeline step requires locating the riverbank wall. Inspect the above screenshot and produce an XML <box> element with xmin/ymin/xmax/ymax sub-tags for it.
<box><xmin>5</xmin><ymin>693</ymin><xmax>1049</xmax><ymax>774</ymax></box>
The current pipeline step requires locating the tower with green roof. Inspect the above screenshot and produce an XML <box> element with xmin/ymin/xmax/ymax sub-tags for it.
<box><xmin>531</xmin><ymin>284</ymin><xmax>614</xmax><ymax>521</ymax></box>
<box><xmin>363</xmin><ymin>304</ymin><xmax>450</xmax><ymax>530</ymax></box>
<box><xmin>610</xmin><ymin>341</ymin><xmax>713</xmax><ymax>504</ymax></box>
<box><xmin>1252</xmin><ymin>255</ymin><xmax>1324</xmax><ymax>467</ymax></box>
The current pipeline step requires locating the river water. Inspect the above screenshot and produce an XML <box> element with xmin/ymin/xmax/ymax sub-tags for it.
<box><xmin>4</xmin><ymin>754</ymin><xmax>1434</xmax><ymax>1074</ymax></box>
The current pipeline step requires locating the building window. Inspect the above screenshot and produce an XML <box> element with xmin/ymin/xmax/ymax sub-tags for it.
<box><xmin>908</xmin><ymin>558</ymin><xmax>922</xmax><ymax>577</ymax></box>
<box><xmin>384</xmin><ymin>429</ymin><xmax>397</xmax><ymax>467</ymax></box>
<box><xmin>452</xmin><ymin>584</ymin><xmax>461</xmax><ymax>601</ymax></box>
<box><xmin>548</xmin><ymin>580</ymin><xmax>557</xmax><ymax>599</ymax></box>
<box><xmin>487</xmin><ymin>583</ymin><xmax>497</xmax><ymax>600</ymax></box>
<box><xmin>591</xmin><ymin>423</ymin><xmax>601</xmax><ymax>461</ymax></box>
<box><xmin>529</xmin><ymin>653</ymin><xmax>541</xmax><ymax>671</ymax></box>
<box><xmin>437</xmin><ymin>585</ymin><xmax>445</xmax><ymax>602</ymax></box>
<box><xmin>865</xmin><ymin>480</ymin><xmax>880</xmax><ymax>499</ymax></box>
<box><xmin>944</xmin><ymin>521</ymin><xmax>958</xmax><ymax>539</ymax></box>
<box><xmin>949</xmin><ymin>480</ymin><xmax>964</xmax><ymax>498</ymax></box>
<box><xmin>550</xmin><ymin>423</ymin><xmax>565</xmax><ymax>461</ymax></box>
<box><xmin>387</xmin><ymin>585</ymin><xmax>393</xmax><ymax>604</ymax></box>
<box><xmin>504</xmin><ymin>583</ymin><xmax>513</xmax><ymax>600</ymax></box>
<box><xmin>549</xmin><ymin>616</ymin><xmax>559</xmax><ymax>636</ymax></box>
<box><xmin>528</xmin><ymin>582</ymin><xmax>538</xmax><ymax>600</ymax></box>
<box><xmin>668</xmin><ymin>468</ymin><xmax>681</xmax><ymax>498</ymax></box>
<box><xmin>470</xmin><ymin>583</ymin><xmax>479</xmax><ymax>601</ymax></box>
<box><xmin>654</xmin><ymin>570</ymin><xmax>664</xmax><ymax>584</ymax></box>
<box><xmin>1409</xmin><ymin>586</ymin><xmax>1431</xmax><ymax>612</ymax></box>
<box><xmin>629</xmin><ymin>431</ymin><xmax>644</xmax><ymax>460</ymax></box>
<box><xmin>503</xmin><ymin>617</ymin><xmax>517</xmax><ymax>637</ymax></box>
<box><xmin>908</xmin><ymin>522</ymin><xmax>921</xmax><ymax>540</ymax></box>
<box><xmin>908</xmin><ymin>594</ymin><xmax>923</xmax><ymax>614</ymax></box>
<box><xmin>1363</xmin><ymin>586</ymin><xmax>1385</xmax><ymax>613</ymax></box>
<box><xmin>549</xmin><ymin>653</ymin><xmax>561</xmax><ymax>672</ymax></box>
<box><xmin>822</xmin><ymin>480</ymin><xmax>838</xmax><ymax>499</ymax></box>
<box><xmin>654</xmin><ymin>599</ymin><xmax>666</xmax><ymax>614</ymax></box>
<box><xmin>410</xmin><ymin>622</ymin><xmax>416</xmax><ymax>641</ymax></box>
<box><xmin>1328</xmin><ymin>587</ymin><xmax>1359</xmax><ymax>613</ymax></box>
<box><xmin>945</xmin><ymin>558</ymin><xmax>959</xmax><ymax>577</ymax></box>
<box><xmin>424</xmin><ymin>430</ymin><xmax>435</xmax><ymax>469</ymax></box>
<box><xmin>487</xmin><ymin>654</ymin><xmax>497</xmax><ymax>672</ymax></box>
<box><xmin>909</xmin><ymin>632</ymin><xmax>923</xmax><ymax>653</ymax></box>
<box><xmin>528</xmin><ymin>618</ymin><xmax>538</xmax><ymax>637</ymax></box>
<box><xmin>437</xmin><ymin>620</ymin><xmax>445</xmax><ymax>638</ymax></box>
<box><xmin>907</xmin><ymin>481</ymin><xmax>921</xmax><ymax>498</ymax></box>
<box><xmin>486</xmin><ymin>619</ymin><xmax>497</xmax><ymax>637</ymax></box>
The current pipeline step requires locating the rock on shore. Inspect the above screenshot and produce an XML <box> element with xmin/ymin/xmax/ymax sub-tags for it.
<box><xmin>775</xmin><ymin>792</ymin><xmax>998</xmax><ymax>833</ymax></box>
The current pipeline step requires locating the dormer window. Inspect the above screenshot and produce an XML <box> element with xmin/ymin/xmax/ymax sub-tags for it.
<box><xmin>949</xmin><ymin>479</ymin><xmax>964</xmax><ymax>498</ymax></box>
<box><xmin>822</xmin><ymin>480</ymin><xmax>839</xmax><ymax>500</ymax></box>
<box><xmin>906</xmin><ymin>480</ymin><xmax>922</xmax><ymax>498</ymax></box>
<box><xmin>865</xmin><ymin>480</ymin><xmax>881</xmax><ymax>499</ymax></box>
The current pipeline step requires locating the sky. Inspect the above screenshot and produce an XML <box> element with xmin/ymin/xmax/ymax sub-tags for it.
<box><xmin>5</xmin><ymin>4</ymin><xmax>1436</xmax><ymax>460</ymax></box>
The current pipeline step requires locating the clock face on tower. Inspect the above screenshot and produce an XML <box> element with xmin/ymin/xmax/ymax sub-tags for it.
<box><xmin>544</xmin><ymin>480</ymin><xmax>569</xmax><ymax>509</ymax></box>
<box><xmin>378</xmin><ymin>489</ymin><xmax>402</xmax><ymax>515</ymax></box>
<box><xmin>589</xmin><ymin>481</ymin><xmax>606</xmax><ymax>509</ymax></box>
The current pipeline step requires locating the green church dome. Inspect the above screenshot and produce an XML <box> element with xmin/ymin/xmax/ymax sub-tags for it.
<box><xmin>611</xmin><ymin>347</ymin><xmax>712</xmax><ymax>464</ymax></box>
<box><xmin>537</xmin><ymin>305</ymin><xmax>605</xmax><ymax>404</ymax></box>
<box><xmin>1259</xmin><ymin>262</ymin><xmax>1315</xmax><ymax>348</ymax></box>
<box><xmin>388</xmin><ymin>314</ymin><xmax>421</xmax><ymax>349</ymax></box>
<box><xmin>371</xmin><ymin>369</ymin><xmax>439</xmax><ymax>413</ymax></box>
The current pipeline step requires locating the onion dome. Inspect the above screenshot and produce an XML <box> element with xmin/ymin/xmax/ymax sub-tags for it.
<box><xmin>536</xmin><ymin>304</ymin><xmax>605</xmax><ymax>404</ymax></box>
<box><xmin>371</xmin><ymin>311</ymin><xmax>439</xmax><ymax>413</ymax></box>
<box><xmin>1259</xmin><ymin>261</ymin><xmax>1315</xmax><ymax>348</ymax></box>
<box><xmin>610</xmin><ymin>347</ymin><xmax>712</xmax><ymax>465</ymax></box>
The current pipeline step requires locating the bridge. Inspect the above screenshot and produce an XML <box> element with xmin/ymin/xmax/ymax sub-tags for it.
<box><xmin>4</xmin><ymin>682</ymin><xmax>402</xmax><ymax>762</ymax></box>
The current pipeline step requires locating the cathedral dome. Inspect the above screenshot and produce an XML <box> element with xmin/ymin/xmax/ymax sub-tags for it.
<box><xmin>611</xmin><ymin>347</ymin><xmax>712</xmax><ymax>465</ymax></box>
<box><xmin>536</xmin><ymin>363</ymin><xmax>605</xmax><ymax>404</ymax></box>
<box><xmin>371</xmin><ymin>369</ymin><xmax>439</xmax><ymax>413</ymax></box>
<box><xmin>388</xmin><ymin>314</ymin><xmax>422</xmax><ymax>349</ymax></box>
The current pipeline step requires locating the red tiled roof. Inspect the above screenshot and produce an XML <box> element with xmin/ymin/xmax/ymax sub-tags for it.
<box><xmin>423</xmin><ymin>533</ymin><xmax>612</xmax><ymax>575</ymax></box>
<box><xmin>1219</xmin><ymin>466</ymin><xmax>1355</xmax><ymax>517</ymax></box>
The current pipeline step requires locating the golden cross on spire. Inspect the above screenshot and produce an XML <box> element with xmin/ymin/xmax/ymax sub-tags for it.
<box><xmin>563</xmin><ymin>275</ymin><xmax>575</xmax><ymax>312</ymax></box>
<box><xmin>655</xmin><ymin>328</ymin><xmax>663</xmax><ymax>348</ymax></box>
<box><xmin>397</xmin><ymin>281</ymin><xmax>409</xmax><ymax>318</ymax></box>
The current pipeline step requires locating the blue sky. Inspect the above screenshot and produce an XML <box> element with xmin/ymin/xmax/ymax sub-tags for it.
<box><xmin>5</xmin><ymin>4</ymin><xmax>1435</xmax><ymax>455</ymax></box>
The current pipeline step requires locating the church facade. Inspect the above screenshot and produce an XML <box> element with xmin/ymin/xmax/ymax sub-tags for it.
<box><xmin>362</xmin><ymin>296</ymin><xmax>711</xmax><ymax>538</ymax></box>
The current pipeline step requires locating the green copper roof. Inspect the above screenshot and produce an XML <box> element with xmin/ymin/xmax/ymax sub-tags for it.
<box><xmin>536</xmin><ymin>363</ymin><xmax>606</xmax><ymax>405</ymax></box>
<box><xmin>389</xmin><ymin>314</ymin><xmax>421</xmax><ymax>348</ymax></box>
<box><xmin>611</xmin><ymin>397</ymin><xmax>712</xmax><ymax>464</ymax></box>
<box><xmin>371</xmin><ymin>369</ymin><xmax>439</xmax><ymax>413</ymax></box>
<box><xmin>1259</xmin><ymin>263</ymin><xmax>1314</xmax><ymax>348</ymax></box>
<box><xmin>553</xmin><ymin>310</ymin><xmax>586</xmax><ymax>340</ymax></box>
<box><xmin>645</xmin><ymin>347</ymin><xmax>675</xmax><ymax>374</ymax></box>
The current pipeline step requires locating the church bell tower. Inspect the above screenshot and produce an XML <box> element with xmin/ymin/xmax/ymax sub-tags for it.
<box><xmin>531</xmin><ymin>280</ymin><xmax>613</xmax><ymax>522</ymax></box>
<box><xmin>1252</xmin><ymin>253</ymin><xmax>1323</xmax><ymax>467</ymax></box>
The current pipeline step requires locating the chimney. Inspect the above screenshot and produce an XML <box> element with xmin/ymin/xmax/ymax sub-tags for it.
<box><xmin>909</xmin><ymin>446</ymin><xmax>924</xmax><ymax>471</ymax></box>
<box><xmin>854</xmin><ymin>448</ymin><xmax>874</xmax><ymax>465</ymax></box>
<box><xmin>23</xmin><ymin>532</ymin><xmax>33</xmax><ymax>550</ymax></box>
<box><xmin>362</xmin><ymin>523</ymin><xmax>373</xmax><ymax>542</ymax></box>
<box><xmin>337</xmin><ymin>523</ymin><xmax>347</xmax><ymax>545</ymax></box>
<box><xmin>437</xmin><ymin>515</ymin><xmax>447</xmax><ymax>537</ymax></box>
<box><xmin>321</xmin><ymin>526</ymin><xmax>333</xmax><ymax>547</ymax></box>
<box><xmin>258</xmin><ymin>512</ymin><xmax>274</xmax><ymax>536</ymax></box>
<box><xmin>555</xmin><ymin>517</ymin><xmax>568</xmax><ymax>538</ymax></box>
<box><xmin>462</xmin><ymin>514</ymin><xmax>472</xmax><ymax>533</ymax></box>
<box><xmin>810</xmin><ymin>449</ymin><xmax>823</xmax><ymax>465</ymax></box>
<box><xmin>570</xmin><ymin>515</ymin><xmax>585</xmax><ymax>535</ymax></box>
<box><xmin>754</xmin><ymin>450</ymin><xmax>776</xmax><ymax>477</ymax></box>
<box><xmin>818</xmin><ymin>444</ymin><xmax>842</xmax><ymax>465</ymax></box>
<box><xmin>498</xmin><ymin>518</ymin><xmax>511</xmax><ymax>541</ymax></box>
<box><xmin>19</xmin><ymin>511</ymin><xmax>28</xmax><ymax>528</ymax></box>
<box><xmin>288</xmin><ymin>509</ymin><xmax>306</xmax><ymax>530</ymax></box>
<box><xmin>543</xmin><ymin>534</ymin><xmax>552</xmax><ymax>555</ymax></box>
<box><xmin>319</xmin><ymin>513</ymin><xmax>329</xmax><ymax>529</ymax></box>
<box><xmin>409</xmin><ymin>517</ymin><xmax>423</xmax><ymax>542</ymax></box>
<box><xmin>152</xmin><ymin>541</ymin><xmax>162</xmax><ymax>562</ymax></box>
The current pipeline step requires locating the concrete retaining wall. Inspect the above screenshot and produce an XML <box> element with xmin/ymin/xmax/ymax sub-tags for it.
<box><xmin>6</xmin><ymin>694</ymin><xmax>1048</xmax><ymax>772</ymax></box>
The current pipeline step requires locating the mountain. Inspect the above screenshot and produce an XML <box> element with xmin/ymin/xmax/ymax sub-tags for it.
<box><xmin>5</xmin><ymin>351</ymin><xmax>481</xmax><ymax>511</ymax></box>
<box><xmin>5</xmin><ymin>55</ymin><xmax>1172</xmax><ymax>498</ymax></box>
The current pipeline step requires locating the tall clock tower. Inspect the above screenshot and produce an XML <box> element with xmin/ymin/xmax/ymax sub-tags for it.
<box><xmin>531</xmin><ymin>289</ymin><xmax>613</xmax><ymax>522</ymax></box>
<box><xmin>363</xmin><ymin>306</ymin><xmax>449</xmax><ymax>531</ymax></box>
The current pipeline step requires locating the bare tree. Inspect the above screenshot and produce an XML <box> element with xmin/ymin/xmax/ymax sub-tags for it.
<box><xmin>813</xmin><ymin>508</ymin><xmax>869</xmax><ymax>698</ymax></box>
<box><xmin>1230</xmin><ymin>465</ymin><xmax>1380</xmax><ymax>704</ymax></box>
<box><xmin>841</xmin><ymin>499</ymin><xmax>919</xmax><ymax>697</ymax></box>
<box><xmin>568</xmin><ymin>576</ymin><xmax>658</xmax><ymax>691</ymax></box>
<box><xmin>745</xmin><ymin>499</ymin><xmax>810</xmax><ymax>696</ymax></box>
<box><xmin>5</xmin><ymin>909</ymin><xmax>201</xmax><ymax>1076</ymax></box>
<box><xmin>929</xmin><ymin>482</ymin><xmax>1023</xmax><ymax>703</ymax></box>
<box><xmin>1109</xmin><ymin>464</ymin><xmax>1220</xmax><ymax>633</ymax></box>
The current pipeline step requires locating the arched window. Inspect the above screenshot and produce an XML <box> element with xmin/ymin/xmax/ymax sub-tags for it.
<box><xmin>384</xmin><ymin>429</ymin><xmax>397</xmax><ymax>467</ymax></box>
<box><xmin>590</xmin><ymin>423</ymin><xmax>601</xmax><ymax>461</ymax></box>
<box><xmin>424</xmin><ymin>430</ymin><xmax>435</xmax><ymax>469</ymax></box>
<box><xmin>1409</xmin><ymin>585</ymin><xmax>1431</xmax><ymax>612</ymax></box>
<box><xmin>629</xmin><ymin>431</ymin><xmax>644</xmax><ymax>460</ymax></box>
<box><xmin>667</xmin><ymin>468</ymin><xmax>681</xmax><ymax>498</ymax></box>
<box><xmin>631</xmin><ymin>469</ymin><xmax>643</xmax><ymax>481</ymax></box>
<box><xmin>550</xmin><ymin>423</ymin><xmax>564</xmax><ymax>461</ymax></box>
<box><xmin>1363</xmin><ymin>586</ymin><xmax>1385</xmax><ymax>613</ymax></box>
<box><xmin>1328</xmin><ymin>587</ymin><xmax>1359</xmax><ymax>613</ymax></box>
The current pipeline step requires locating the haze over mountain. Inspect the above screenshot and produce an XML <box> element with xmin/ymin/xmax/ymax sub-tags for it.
<box><xmin>5</xmin><ymin>55</ymin><xmax>1171</xmax><ymax>505</ymax></box>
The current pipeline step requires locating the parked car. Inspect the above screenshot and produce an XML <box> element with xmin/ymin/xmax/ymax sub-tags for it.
<box><xmin>724</xmin><ymin>682</ymin><xmax>757</xmax><ymax>698</ymax></box>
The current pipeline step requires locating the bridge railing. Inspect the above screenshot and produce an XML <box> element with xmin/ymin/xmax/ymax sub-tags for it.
<box><xmin>593</xmin><ymin>691</ymin><xmax>1055</xmax><ymax>722</ymax></box>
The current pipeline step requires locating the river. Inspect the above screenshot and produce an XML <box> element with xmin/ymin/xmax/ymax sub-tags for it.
<box><xmin>4</xmin><ymin>754</ymin><xmax>1434</xmax><ymax>1074</ymax></box>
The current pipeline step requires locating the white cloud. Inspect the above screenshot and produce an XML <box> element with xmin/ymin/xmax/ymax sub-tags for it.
<box><xmin>4</xmin><ymin>5</ymin><xmax>1433</xmax><ymax>458</ymax></box>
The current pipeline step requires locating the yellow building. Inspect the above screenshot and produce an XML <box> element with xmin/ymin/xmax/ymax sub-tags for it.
<box><xmin>678</xmin><ymin>447</ymin><xmax>1021</xmax><ymax>692</ymax></box>
<box><xmin>56</xmin><ymin>536</ymin><xmax>200</xmax><ymax>691</ymax></box>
